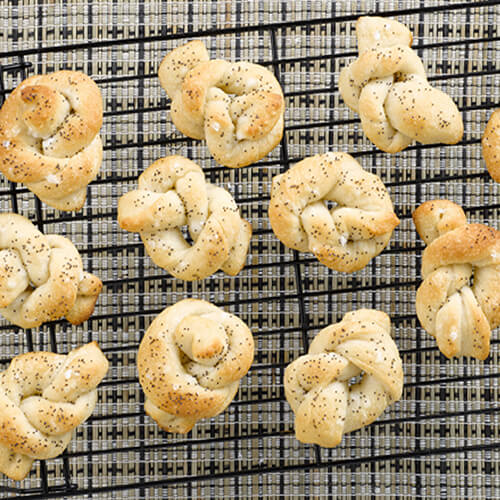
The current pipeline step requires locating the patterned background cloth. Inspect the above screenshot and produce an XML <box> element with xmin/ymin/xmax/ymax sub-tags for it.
<box><xmin>0</xmin><ymin>1</ymin><xmax>498</xmax><ymax>498</ymax></box>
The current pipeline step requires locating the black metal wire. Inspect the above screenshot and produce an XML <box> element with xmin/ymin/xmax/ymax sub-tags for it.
<box><xmin>11</xmin><ymin>440</ymin><xmax>500</xmax><ymax>500</ymax></box>
<box><xmin>0</xmin><ymin>1</ymin><xmax>499</xmax><ymax>497</ymax></box>
<box><xmin>0</xmin><ymin>0</ymin><xmax>497</xmax><ymax>60</ymax></box>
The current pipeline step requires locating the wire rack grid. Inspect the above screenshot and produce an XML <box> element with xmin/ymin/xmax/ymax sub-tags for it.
<box><xmin>0</xmin><ymin>0</ymin><xmax>499</xmax><ymax>498</ymax></box>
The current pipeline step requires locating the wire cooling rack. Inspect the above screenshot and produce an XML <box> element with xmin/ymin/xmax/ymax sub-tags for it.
<box><xmin>0</xmin><ymin>0</ymin><xmax>499</xmax><ymax>498</ymax></box>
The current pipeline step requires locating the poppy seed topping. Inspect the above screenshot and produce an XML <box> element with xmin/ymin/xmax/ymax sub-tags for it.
<box><xmin>137</xmin><ymin>299</ymin><xmax>255</xmax><ymax>434</ymax></box>
<box><xmin>0</xmin><ymin>213</ymin><xmax>102</xmax><ymax>328</ymax></box>
<box><xmin>0</xmin><ymin>342</ymin><xmax>108</xmax><ymax>480</ymax></box>
<box><xmin>0</xmin><ymin>70</ymin><xmax>103</xmax><ymax>211</ymax></box>
<box><xmin>284</xmin><ymin>309</ymin><xmax>403</xmax><ymax>448</ymax></box>
<box><xmin>117</xmin><ymin>156</ymin><xmax>252</xmax><ymax>281</ymax></box>
<box><xmin>338</xmin><ymin>16</ymin><xmax>463</xmax><ymax>153</ymax></box>
<box><xmin>158</xmin><ymin>40</ymin><xmax>284</xmax><ymax>168</ymax></box>
<box><xmin>268</xmin><ymin>152</ymin><xmax>399</xmax><ymax>273</ymax></box>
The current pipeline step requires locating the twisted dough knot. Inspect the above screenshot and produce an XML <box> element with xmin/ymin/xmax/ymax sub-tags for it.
<box><xmin>158</xmin><ymin>40</ymin><xmax>284</xmax><ymax>168</ymax></box>
<box><xmin>0</xmin><ymin>213</ymin><xmax>102</xmax><ymax>328</ymax></box>
<box><xmin>0</xmin><ymin>70</ymin><xmax>103</xmax><ymax>211</ymax></box>
<box><xmin>268</xmin><ymin>152</ymin><xmax>399</xmax><ymax>273</ymax></box>
<box><xmin>138</xmin><ymin>299</ymin><xmax>254</xmax><ymax>433</ymax></box>
<box><xmin>285</xmin><ymin>310</ymin><xmax>403</xmax><ymax>448</ymax></box>
<box><xmin>118</xmin><ymin>156</ymin><xmax>252</xmax><ymax>281</ymax></box>
<box><xmin>482</xmin><ymin>109</ymin><xmax>500</xmax><ymax>183</ymax></box>
<box><xmin>0</xmin><ymin>342</ymin><xmax>108</xmax><ymax>480</ymax></box>
<box><xmin>413</xmin><ymin>200</ymin><xmax>500</xmax><ymax>360</ymax></box>
<box><xmin>339</xmin><ymin>17</ymin><xmax>463</xmax><ymax>153</ymax></box>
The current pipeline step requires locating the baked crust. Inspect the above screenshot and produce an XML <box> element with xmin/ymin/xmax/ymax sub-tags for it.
<box><xmin>118</xmin><ymin>155</ymin><xmax>252</xmax><ymax>281</ymax></box>
<box><xmin>0</xmin><ymin>342</ymin><xmax>108</xmax><ymax>480</ymax></box>
<box><xmin>482</xmin><ymin>109</ymin><xmax>500</xmax><ymax>182</ymax></box>
<box><xmin>0</xmin><ymin>213</ymin><xmax>102</xmax><ymax>328</ymax></box>
<box><xmin>0</xmin><ymin>70</ymin><xmax>103</xmax><ymax>211</ymax></box>
<box><xmin>268</xmin><ymin>152</ymin><xmax>399</xmax><ymax>272</ymax></box>
<box><xmin>137</xmin><ymin>299</ymin><xmax>254</xmax><ymax>433</ymax></box>
<box><xmin>413</xmin><ymin>199</ymin><xmax>500</xmax><ymax>359</ymax></box>
<box><xmin>158</xmin><ymin>40</ymin><xmax>284</xmax><ymax>168</ymax></box>
<box><xmin>284</xmin><ymin>309</ymin><xmax>403</xmax><ymax>447</ymax></box>
<box><xmin>339</xmin><ymin>16</ymin><xmax>463</xmax><ymax>153</ymax></box>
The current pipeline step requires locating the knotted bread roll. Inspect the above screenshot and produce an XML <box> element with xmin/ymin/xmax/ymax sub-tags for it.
<box><xmin>339</xmin><ymin>16</ymin><xmax>463</xmax><ymax>153</ymax></box>
<box><xmin>0</xmin><ymin>70</ymin><xmax>103</xmax><ymax>211</ymax></box>
<box><xmin>413</xmin><ymin>200</ymin><xmax>500</xmax><ymax>360</ymax></box>
<box><xmin>285</xmin><ymin>309</ymin><xmax>403</xmax><ymax>448</ymax></box>
<box><xmin>0</xmin><ymin>342</ymin><xmax>108</xmax><ymax>480</ymax></box>
<box><xmin>268</xmin><ymin>152</ymin><xmax>399</xmax><ymax>272</ymax></box>
<box><xmin>482</xmin><ymin>109</ymin><xmax>500</xmax><ymax>182</ymax></box>
<box><xmin>118</xmin><ymin>156</ymin><xmax>252</xmax><ymax>281</ymax></box>
<box><xmin>0</xmin><ymin>213</ymin><xmax>102</xmax><ymax>328</ymax></box>
<box><xmin>158</xmin><ymin>40</ymin><xmax>284</xmax><ymax>167</ymax></box>
<box><xmin>138</xmin><ymin>299</ymin><xmax>254</xmax><ymax>433</ymax></box>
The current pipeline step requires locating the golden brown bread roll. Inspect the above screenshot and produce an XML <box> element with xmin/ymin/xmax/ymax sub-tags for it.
<box><xmin>284</xmin><ymin>309</ymin><xmax>403</xmax><ymax>447</ymax></box>
<box><xmin>339</xmin><ymin>16</ymin><xmax>463</xmax><ymax>153</ymax></box>
<box><xmin>0</xmin><ymin>342</ymin><xmax>108</xmax><ymax>480</ymax></box>
<box><xmin>0</xmin><ymin>213</ymin><xmax>102</xmax><ymax>328</ymax></box>
<box><xmin>158</xmin><ymin>40</ymin><xmax>284</xmax><ymax>168</ymax></box>
<box><xmin>268</xmin><ymin>152</ymin><xmax>399</xmax><ymax>272</ymax></box>
<box><xmin>482</xmin><ymin>109</ymin><xmax>500</xmax><ymax>182</ymax></box>
<box><xmin>413</xmin><ymin>200</ymin><xmax>500</xmax><ymax>359</ymax></box>
<box><xmin>118</xmin><ymin>156</ymin><xmax>252</xmax><ymax>281</ymax></box>
<box><xmin>138</xmin><ymin>299</ymin><xmax>254</xmax><ymax>433</ymax></box>
<box><xmin>0</xmin><ymin>70</ymin><xmax>103</xmax><ymax>211</ymax></box>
